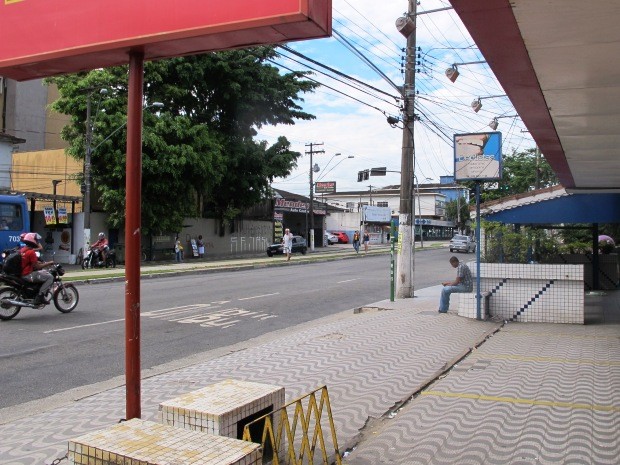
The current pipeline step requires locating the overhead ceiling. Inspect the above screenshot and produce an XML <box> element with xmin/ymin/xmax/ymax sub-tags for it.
<box><xmin>450</xmin><ymin>0</ymin><xmax>620</xmax><ymax>192</ymax></box>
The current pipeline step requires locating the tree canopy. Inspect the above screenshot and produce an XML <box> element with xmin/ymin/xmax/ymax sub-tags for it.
<box><xmin>47</xmin><ymin>46</ymin><xmax>318</xmax><ymax>235</ymax></box>
<box><xmin>475</xmin><ymin>148</ymin><xmax>558</xmax><ymax>203</ymax></box>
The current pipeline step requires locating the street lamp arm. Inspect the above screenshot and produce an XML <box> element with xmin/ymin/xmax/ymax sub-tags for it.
<box><xmin>318</xmin><ymin>155</ymin><xmax>354</xmax><ymax>181</ymax></box>
<box><xmin>90</xmin><ymin>121</ymin><xmax>127</xmax><ymax>153</ymax></box>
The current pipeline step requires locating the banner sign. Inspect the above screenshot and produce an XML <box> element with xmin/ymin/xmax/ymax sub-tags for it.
<box><xmin>58</xmin><ymin>207</ymin><xmax>68</xmax><ymax>224</ymax></box>
<box><xmin>315</xmin><ymin>181</ymin><xmax>336</xmax><ymax>193</ymax></box>
<box><xmin>44</xmin><ymin>206</ymin><xmax>55</xmax><ymax>225</ymax></box>
<box><xmin>0</xmin><ymin>0</ymin><xmax>331</xmax><ymax>80</ymax></box>
<box><xmin>274</xmin><ymin>212</ymin><xmax>283</xmax><ymax>221</ymax></box>
<box><xmin>363</xmin><ymin>205</ymin><xmax>392</xmax><ymax>223</ymax></box>
<box><xmin>454</xmin><ymin>131</ymin><xmax>502</xmax><ymax>181</ymax></box>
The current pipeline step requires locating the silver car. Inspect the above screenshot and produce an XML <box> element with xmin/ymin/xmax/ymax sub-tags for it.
<box><xmin>449</xmin><ymin>234</ymin><xmax>476</xmax><ymax>253</ymax></box>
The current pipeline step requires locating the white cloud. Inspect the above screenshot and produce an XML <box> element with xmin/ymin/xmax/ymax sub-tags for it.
<box><xmin>262</xmin><ymin>0</ymin><xmax>534</xmax><ymax>196</ymax></box>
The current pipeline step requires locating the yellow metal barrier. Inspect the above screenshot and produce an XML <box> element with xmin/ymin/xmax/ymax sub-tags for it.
<box><xmin>242</xmin><ymin>385</ymin><xmax>342</xmax><ymax>465</ymax></box>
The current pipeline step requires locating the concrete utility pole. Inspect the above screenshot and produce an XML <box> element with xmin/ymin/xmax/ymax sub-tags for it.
<box><xmin>305</xmin><ymin>142</ymin><xmax>324</xmax><ymax>251</ymax></box>
<box><xmin>396</xmin><ymin>0</ymin><xmax>417</xmax><ymax>298</ymax></box>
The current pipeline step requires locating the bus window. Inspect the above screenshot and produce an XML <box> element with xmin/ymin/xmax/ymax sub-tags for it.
<box><xmin>0</xmin><ymin>203</ymin><xmax>24</xmax><ymax>231</ymax></box>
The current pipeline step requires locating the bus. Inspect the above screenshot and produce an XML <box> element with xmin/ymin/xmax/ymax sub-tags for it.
<box><xmin>0</xmin><ymin>194</ymin><xmax>29</xmax><ymax>254</ymax></box>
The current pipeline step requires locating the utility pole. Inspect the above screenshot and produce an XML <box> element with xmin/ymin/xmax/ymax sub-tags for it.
<box><xmin>396</xmin><ymin>0</ymin><xmax>417</xmax><ymax>298</ymax></box>
<box><xmin>84</xmin><ymin>93</ymin><xmax>93</xmax><ymax>250</ymax></box>
<box><xmin>305</xmin><ymin>142</ymin><xmax>324</xmax><ymax>251</ymax></box>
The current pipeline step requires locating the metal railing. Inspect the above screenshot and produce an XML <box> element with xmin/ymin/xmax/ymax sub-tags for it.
<box><xmin>242</xmin><ymin>385</ymin><xmax>342</xmax><ymax>465</ymax></box>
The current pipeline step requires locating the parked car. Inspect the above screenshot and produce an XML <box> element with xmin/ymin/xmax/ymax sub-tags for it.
<box><xmin>266</xmin><ymin>235</ymin><xmax>308</xmax><ymax>257</ymax></box>
<box><xmin>330</xmin><ymin>231</ymin><xmax>350</xmax><ymax>244</ymax></box>
<box><xmin>449</xmin><ymin>234</ymin><xmax>476</xmax><ymax>253</ymax></box>
<box><xmin>325</xmin><ymin>232</ymin><xmax>338</xmax><ymax>245</ymax></box>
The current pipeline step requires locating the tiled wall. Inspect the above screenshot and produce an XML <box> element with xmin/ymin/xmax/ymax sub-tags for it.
<box><xmin>159</xmin><ymin>379</ymin><xmax>285</xmax><ymax>439</ymax></box>
<box><xmin>547</xmin><ymin>253</ymin><xmax>619</xmax><ymax>290</ymax></box>
<box><xmin>459</xmin><ymin>263</ymin><xmax>584</xmax><ymax>324</ymax></box>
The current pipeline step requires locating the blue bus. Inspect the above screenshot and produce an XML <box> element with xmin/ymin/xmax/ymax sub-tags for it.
<box><xmin>0</xmin><ymin>194</ymin><xmax>29</xmax><ymax>253</ymax></box>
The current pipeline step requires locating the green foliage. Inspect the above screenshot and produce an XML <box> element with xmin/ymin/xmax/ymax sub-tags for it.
<box><xmin>474</xmin><ymin>148</ymin><xmax>559</xmax><ymax>202</ymax></box>
<box><xmin>482</xmin><ymin>221</ymin><xmax>561</xmax><ymax>263</ymax></box>
<box><xmin>445</xmin><ymin>197</ymin><xmax>470</xmax><ymax>232</ymax></box>
<box><xmin>46</xmin><ymin>47</ymin><xmax>317</xmax><ymax>234</ymax></box>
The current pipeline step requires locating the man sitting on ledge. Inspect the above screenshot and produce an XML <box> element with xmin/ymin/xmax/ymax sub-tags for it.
<box><xmin>439</xmin><ymin>256</ymin><xmax>473</xmax><ymax>313</ymax></box>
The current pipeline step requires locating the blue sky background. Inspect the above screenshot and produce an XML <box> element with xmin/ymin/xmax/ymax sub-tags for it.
<box><xmin>258</xmin><ymin>0</ymin><xmax>534</xmax><ymax>197</ymax></box>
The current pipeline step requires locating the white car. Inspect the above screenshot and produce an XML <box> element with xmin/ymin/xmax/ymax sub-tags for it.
<box><xmin>449</xmin><ymin>234</ymin><xmax>476</xmax><ymax>253</ymax></box>
<box><xmin>325</xmin><ymin>232</ymin><xmax>338</xmax><ymax>245</ymax></box>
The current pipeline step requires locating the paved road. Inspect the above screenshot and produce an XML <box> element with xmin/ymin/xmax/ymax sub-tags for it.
<box><xmin>0</xmin><ymin>247</ymin><xmax>456</xmax><ymax>409</ymax></box>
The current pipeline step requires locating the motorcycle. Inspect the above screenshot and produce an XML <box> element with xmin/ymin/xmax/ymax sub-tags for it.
<box><xmin>81</xmin><ymin>246</ymin><xmax>116</xmax><ymax>269</ymax></box>
<box><xmin>0</xmin><ymin>263</ymin><xmax>79</xmax><ymax>321</ymax></box>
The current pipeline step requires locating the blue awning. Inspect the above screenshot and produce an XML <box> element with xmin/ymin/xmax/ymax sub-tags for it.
<box><xmin>480</xmin><ymin>191</ymin><xmax>620</xmax><ymax>224</ymax></box>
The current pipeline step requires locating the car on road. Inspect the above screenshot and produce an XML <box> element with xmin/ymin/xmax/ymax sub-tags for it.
<box><xmin>449</xmin><ymin>234</ymin><xmax>476</xmax><ymax>253</ymax></box>
<box><xmin>330</xmin><ymin>231</ymin><xmax>350</xmax><ymax>244</ymax></box>
<box><xmin>325</xmin><ymin>232</ymin><xmax>338</xmax><ymax>245</ymax></box>
<box><xmin>266</xmin><ymin>235</ymin><xmax>308</xmax><ymax>257</ymax></box>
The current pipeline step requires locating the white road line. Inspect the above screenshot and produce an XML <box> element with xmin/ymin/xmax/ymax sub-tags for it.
<box><xmin>44</xmin><ymin>318</ymin><xmax>125</xmax><ymax>333</ymax></box>
<box><xmin>337</xmin><ymin>279</ymin><xmax>359</xmax><ymax>284</ymax></box>
<box><xmin>238</xmin><ymin>292</ymin><xmax>280</xmax><ymax>301</ymax></box>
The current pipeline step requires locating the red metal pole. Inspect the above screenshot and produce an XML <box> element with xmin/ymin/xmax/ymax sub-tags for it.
<box><xmin>125</xmin><ymin>50</ymin><xmax>144</xmax><ymax>420</ymax></box>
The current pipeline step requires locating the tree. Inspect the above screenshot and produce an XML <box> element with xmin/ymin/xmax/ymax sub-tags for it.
<box><xmin>47</xmin><ymin>46</ymin><xmax>317</xmax><ymax>235</ymax></box>
<box><xmin>445</xmin><ymin>197</ymin><xmax>470</xmax><ymax>233</ymax></box>
<box><xmin>474</xmin><ymin>148</ymin><xmax>558</xmax><ymax>203</ymax></box>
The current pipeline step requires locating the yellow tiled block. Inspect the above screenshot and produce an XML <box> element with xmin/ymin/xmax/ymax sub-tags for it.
<box><xmin>68</xmin><ymin>418</ymin><xmax>261</xmax><ymax>465</ymax></box>
<box><xmin>159</xmin><ymin>379</ymin><xmax>285</xmax><ymax>439</ymax></box>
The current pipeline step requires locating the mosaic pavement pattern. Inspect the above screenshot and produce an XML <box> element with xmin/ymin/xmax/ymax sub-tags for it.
<box><xmin>0</xmin><ymin>308</ymin><xmax>498</xmax><ymax>464</ymax></box>
<box><xmin>344</xmin><ymin>323</ymin><xmax>620</xmax><ymax>465</ymax></box>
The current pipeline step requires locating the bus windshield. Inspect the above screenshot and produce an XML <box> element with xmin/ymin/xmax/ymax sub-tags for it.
<box><xmin>0</xmin><ymin>202</ymin><xmax>25</xmax><ymax>231</ymax></box>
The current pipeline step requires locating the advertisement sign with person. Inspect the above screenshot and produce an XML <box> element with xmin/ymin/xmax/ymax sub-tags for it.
<box><xmin>454</xmin><ymin>131</ymin><xmax>502</xmax><ymax>181</ymax></box>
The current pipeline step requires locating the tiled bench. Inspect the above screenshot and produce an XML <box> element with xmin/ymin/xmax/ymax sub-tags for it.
<box><xmin>68</xmin><ymin>418</ymin><xmax>261</xmax><ymax>465</ymax></box>
<box><xmin>457</xmin><ymin>292</ymin><xmax>491</xmax><ymax>320</ymax></box>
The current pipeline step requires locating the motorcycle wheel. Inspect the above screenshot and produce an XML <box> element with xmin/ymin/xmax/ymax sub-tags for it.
<box><xmin>81</xmin><ymin>255</ymin><xmax>89</xmax><ymax>270</ymax></box>
<box><xmin>53</xmin><ymin>284</ymin><xmax>79</xmax><ymax>313</ymax></box>
<box><xmin>0</xmin><ymin>287</ymin><xmax>21</xmax><ymax>321</ymax></box>
<box><xmin>106</xmin><ymin>257</ymin><xmax>116</xmax><ymax>268</ymax></box>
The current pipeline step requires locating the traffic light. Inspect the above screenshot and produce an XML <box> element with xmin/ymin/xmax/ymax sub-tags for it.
<box><xmin>370</xmin><ymin>167</ymin><xmax>387</xmax><ymax>176</ymax></box>
<box><xmin>357</xmin><ymin>170</ymin><xmax>370</xmax><ymax>182</ymax></box>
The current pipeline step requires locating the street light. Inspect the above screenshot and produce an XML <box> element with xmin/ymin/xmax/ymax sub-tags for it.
<box><xmin>413</xmin><ymin>175</ymin><xmax>432</xmax><ymax>248</ymax></box>
<box><xmin>82</xmin><ymin>100</ymin><xmax>164</xmax><ymax>250</ymax></box>
<box><xmin>52</xmin><ymin>179</ymin><xmax>62</xmax><ymax>226</ymax></box>
<box><xmin>83</xmin><ymin>88</ymin><xmax>108</xmax><ymax>249</ymax></box>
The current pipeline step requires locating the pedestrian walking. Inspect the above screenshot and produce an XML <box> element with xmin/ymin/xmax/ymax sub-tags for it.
<box><xmin>282</xmin><ymin>228</ymin><xmax>294</xmax><ymax>261</ymax></box>
<box><xmin>438</xmin><ymin>256</ymin><xmax>473</xmax><ymax>313</ymax></box>
<box><xmin>174</xmin><ymin>239</ymin><xmax>184</xmax><ymax>263</ymax></box>
<box><xmin>197</xmin><ymin>235</ymin><xmax>205</xmax><ymax>258</ymax></box>
<box><xmin>352</xmin><ymin>230</ymin><xmax>360</xmax><ymax>253</ymax></box>
<box><xmin>363</xmin><ymin>231</ymin><xmax>370</xmax><ymax>254</ymax></box>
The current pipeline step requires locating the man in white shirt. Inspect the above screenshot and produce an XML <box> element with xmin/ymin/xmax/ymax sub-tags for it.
<box><xmin>282</xmin><ymin>228</ymin><xmax>294</xmax><ymax>261</ymax></box>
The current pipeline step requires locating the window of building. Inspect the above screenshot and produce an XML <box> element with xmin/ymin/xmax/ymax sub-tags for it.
<box><xmin>376</xmin><ymin>201</ymin><xmax>389</xmax><ymax>207</ymax></box>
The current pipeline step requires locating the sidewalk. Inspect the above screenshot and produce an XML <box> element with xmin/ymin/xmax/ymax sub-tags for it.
<box><xmin>1</xmin><ymin>259</ymin><xmax>618</xmax><ymax>464</ymax></box>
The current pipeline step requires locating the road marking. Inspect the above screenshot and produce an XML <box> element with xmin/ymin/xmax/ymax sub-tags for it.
<box><xmin>238</xmin><ymin>292</ymin><xmax>279</xmax><ymax>301</ymax></box>
<box><xmin>471</xmin><ymin>353</ymin><xmax>620</xmax><ymax>367</ymax></box>
<box><xmin>44</xmin><ymin>318</ymin><xmax>125</xmax><ymax>333</ymax></box>
<box><xmin>421</xmin><ymin>390</ymin><xmax>620</xmax><ymax>412</ymax></box>
<box><xmin>337</xmin><ymin>279</ymin><xmax>358</xmax><ymax>283</ymax></box>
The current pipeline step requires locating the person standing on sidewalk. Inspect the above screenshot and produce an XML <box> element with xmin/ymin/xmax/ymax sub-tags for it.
<box><xmin>352</xmin><ymin>230</ymin><xmax>360</xmax><ymax>253</ymax></box>
<box><xmin>282</xmin><ymin>228</ymin><xmax>294</xmax><ymax>261</ymax></box>
<box><xmin>174</xmin><ymin>238</ymin><xmax>184</xmax><ymax>263</ymax></box>
<box><xmin>197</xmin><ymin>235</ymin><xmax>205</xmax><ymax>258</ymax></box>
<box><xmin>438</xmin><ymin>256</ymin><xmax>473</xmax><ymax>313</ymax></box>
<box><xmin>363</xmin><ymin>231</ymin><xmax>370</xmax><ymax>254</ymax></box>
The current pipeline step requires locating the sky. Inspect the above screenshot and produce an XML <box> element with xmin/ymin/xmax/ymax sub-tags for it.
<box><xmin>259</xmin><ymin>0</ymin><xmax>534</xmax><ymax>198</ymax></box>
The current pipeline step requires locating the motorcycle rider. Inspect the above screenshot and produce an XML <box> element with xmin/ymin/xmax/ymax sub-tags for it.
<box><xmin>20</xmin><ymin>232</ymin><xmax>54</xmax><ymax>305</ymax></box>
<box><xmin>91</xmin><ymin>232</ymin><xmax>109</xmax><ymax>265</ymax></box>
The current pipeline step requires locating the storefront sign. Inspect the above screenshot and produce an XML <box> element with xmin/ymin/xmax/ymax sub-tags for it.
<box><xmin>363</xmin><ymin>205</ymin><xmax>392</xmax><ymax>223</ymax></box>
<box><xmin>315</xmin><ymin>181</ymin><xmax>336</xmax><ymax>193</ymax></box>
<box><xmin>43</xmin><ymin>206</ymin><xmax>55</xmax><ymax>225</ymax></box>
